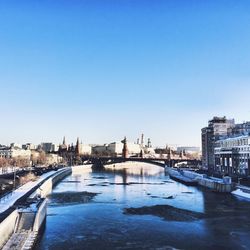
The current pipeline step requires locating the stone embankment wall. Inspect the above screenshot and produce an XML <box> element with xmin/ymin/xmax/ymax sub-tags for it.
<box><xmin>0</xmin><ymin>210</ymin><xmax>19</xmax><ymax>248</ymax></box>
<box><xmin>166</xmin><ymin>167</ymin><xmax>234</xmax><ymax>193</ymax></box>
<box><xmin>198</xmin><ymin>178</ymin><xmax>233</xmax><ymax>192</ymax></box>
<box><xmin>0</xmin><ymin>167</ymin><xmax>72</xmax><ymax>249</ymax></box>
<box><xmin>32</xmin><ymin>167</ymin><xmax>71</xmax><ymax>198</ymax></box>
<box><xmin>183</xmin><ymin>170</ymin><xmax>233</xmax><ymax>192</ymax></box>
<box><xmin>33</xmin><ymin>199</ymin><xmax>47</xmax><ymax>232</ymax></box>
<box><xmin>181</xmin><ymin>170</ymin><xmax>206</xmax><ymax>180</ymax></box>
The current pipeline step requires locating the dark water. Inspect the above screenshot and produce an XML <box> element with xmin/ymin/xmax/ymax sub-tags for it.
<box><xmin>36</xmin><ymin>164</ymin><xmax>250</xmax><ymax>250</ymax></box>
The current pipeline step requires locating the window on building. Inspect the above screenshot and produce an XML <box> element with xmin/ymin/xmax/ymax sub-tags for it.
<box><xmin>229</xmin><ymin>157</ymin><xmax>232</xmax><ymax>167</ymax></box>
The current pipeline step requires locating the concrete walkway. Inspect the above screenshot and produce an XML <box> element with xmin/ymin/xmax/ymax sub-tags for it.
<box><xmin>2</xmin><ymin>231</ymin><xmax>29</xmax><ymax>250</ymax></box>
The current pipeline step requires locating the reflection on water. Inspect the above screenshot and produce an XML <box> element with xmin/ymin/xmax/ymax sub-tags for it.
<box><xmin>36</xmin><ymin>163</ymin><xmax>250</xmax><ymax>250</ymax></box>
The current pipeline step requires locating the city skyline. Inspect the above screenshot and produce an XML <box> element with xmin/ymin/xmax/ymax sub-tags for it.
<box><xmin>1</xmin><ymin>0</ymin><xmax>250</xmax><ymax>146</ymax></box>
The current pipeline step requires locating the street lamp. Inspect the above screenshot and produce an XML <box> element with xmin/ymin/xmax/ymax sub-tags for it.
<box><xmin>13</xmin><ymin>163</ymin><xmax>16</xmax><ymax>190</ymax></box>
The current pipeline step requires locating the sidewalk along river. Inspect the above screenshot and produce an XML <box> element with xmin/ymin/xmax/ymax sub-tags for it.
<box><xmin>36</xmin><ymin>163</ymin><xmax>250</xmax><ymax>250</ymax></box>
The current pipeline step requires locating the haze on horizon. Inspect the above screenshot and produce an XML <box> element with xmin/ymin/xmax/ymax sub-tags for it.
<box><xmin>1</xmin><ymin>0</ymin><xmax>250</xmax><ymax>147</ymax></box>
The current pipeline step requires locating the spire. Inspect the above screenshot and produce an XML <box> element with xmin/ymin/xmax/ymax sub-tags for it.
<box><xmin>141</xmin><ymin>133</ymin><xmax>144</xmax><ymax>146</ymax></box>
<box><xmin>75</xmin><ymin>137</ymin><xmax>80</xmax><ymax>156</ymax></box>
<box><xmin>63</xmin><ymin>136</ymin><xmax>66</xmax><ymax>145</ymax></box>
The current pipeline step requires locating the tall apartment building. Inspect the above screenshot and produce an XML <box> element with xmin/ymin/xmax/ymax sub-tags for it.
<box><xmin>201</xmin><ymin>116</ymin><xmax>235</xmax><ymax>172</ymax></box>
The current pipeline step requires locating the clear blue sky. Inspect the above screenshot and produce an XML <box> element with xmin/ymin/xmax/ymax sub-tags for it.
<box><xmin>1</xmin><ymin>0</ymin><xmax>250</xmax><ymax>147</ymax></box>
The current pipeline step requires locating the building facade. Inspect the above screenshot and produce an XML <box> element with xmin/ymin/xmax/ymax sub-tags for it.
<box><xmin>228</xmin><ymin>121</ymin><xmax>250</xmax><ymax>136</ymax></box>
<box><xmin>91</xmin><ymin>142</ymin><xmax>142</xmax><ymax>156</ymax></box>
<box><xmin>45</xmin><ymin>154</ymin><xmax>63</xmax><ymax>165</ymax></box>
<box><xmin>79</xmin><ymin>144</ymin><xmax>92</xmax><ymax>155</ymax></box>
<box><xmin>0</xmin><ymin>146</ymin><xmax>31</xmax><ymax>160</ymax></box>
<box><xmin>22</xmin><ymin>143</ymin><xmax>37</xmax><ymax>150</ymax></box>
<box><xmin>214</xmin><ymin>135</ymin><xmax>250</xmax><ymax>176</ymax></box>
<box><xmin>41</xmin><ymin>143</ymin><xmax>58</xmax><ymax>153</ymax></box>
<box><xmin>201</xmin><ymin>116</ymin><xmax>235</xmax><ymax>172</ymax></box>
<box><xmin>202</xmin><ymin>116</ymin><xmax>250</xmax><ymax>176</ymax></box>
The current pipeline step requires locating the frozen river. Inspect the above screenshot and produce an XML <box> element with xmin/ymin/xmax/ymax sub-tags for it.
<box><xmin>36</xmin><ymin>163</ymin><xmax>250</xmax><ymax>250</ymax></box>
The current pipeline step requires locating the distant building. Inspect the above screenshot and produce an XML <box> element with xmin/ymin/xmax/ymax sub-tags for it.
<box><xmin>91</xmin><ymin>141</ymin><xmax>141</xmax><ymax>156</ymax></box>
<box><xmin>91</xmin><ymin>144</ymin><xmax>109</xmax><ymax>155</ymax></box>
<box><xmin>201</xmin><ymin>116</ymin><xmax>235</xmax><ymax>172</ymax></box>
<box><xmin>214</xmin><ymin>135</ymin><xmax>250</xmax><ymax>176</ymax></box>
<box><xmin>176</xmin><ymin>146</ymin><xmax>200</xmax><ymax>154</ymax></box>
<box><xmin>74</xmin><ymin>138</ymin><xmax>91</xmax><ymax>156</ymax></box>
<box><xmin>22</xmin><ymin>143</ymin><xmax>37</xmax><ymax>150</ymax></box>
<box><xmin>45</xmin><ymin>154</ymin><xmax>63</xmax><ymax>165</ymax></box>
<box><xmin>0</xmin><ymin>146</ymin><xmax>31</xmax><ymax>159</ymax></box>
<box><xmin>10</xmin><ymin>143</ymin><xmax>22</xmax><ymax>149</ymax></box>
<box><xmin>79</xmin><ymin>144</ymin><xmax>92</xmax><ymax>155</ymax></box>
<box><xmin>41</xmin><ymin>143</ymin><xmax>58</xmax><ymax>153</ymax></box>
<box><xmin>58</xmin><ymin>136</ymin><xmax>68</xmax><ymax>157</ymax></box>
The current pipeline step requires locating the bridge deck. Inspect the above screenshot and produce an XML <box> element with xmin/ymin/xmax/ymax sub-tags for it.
<box><xmin>81</xmin><ymin>156</ymin><xmax>201</xmax><ymax>168</ymax></box>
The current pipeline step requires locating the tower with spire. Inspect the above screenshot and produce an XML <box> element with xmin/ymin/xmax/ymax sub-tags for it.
<box><xmin>59</xmin><ymin>136</ymin><xmax>68</xmax><ymax>157</ymax></box>
<box><xmin>75</xmin><ymin>137</ymin><xmax>80</xmax><ymax>156</ymax></box>
<box><xmin>121</xmin><ymin>137</ymin><xmax>128</xmax><ymax>158</ymax></box>
<box><xmin>141</xmin><ymin>133</ymin><xmax>144</xmax><ymax>147</ymax></box>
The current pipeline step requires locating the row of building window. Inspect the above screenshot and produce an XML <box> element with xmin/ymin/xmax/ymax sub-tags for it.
<box><xmin>218</xmin><ymin>138</ymin><xmax>249</xmax><ymax>148</ymax></box>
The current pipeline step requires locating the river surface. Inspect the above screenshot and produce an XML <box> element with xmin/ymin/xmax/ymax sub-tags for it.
<box><xmin>36</xmin><ymin>163</ymin><xmax>250</xmax><ymax>250</ymax></box>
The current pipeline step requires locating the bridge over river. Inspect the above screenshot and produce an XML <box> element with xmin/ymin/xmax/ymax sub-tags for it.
<box><xmin>81</xmin><ymin>156</ymin><xmax>201</xmax><ymax>169</ymax></box>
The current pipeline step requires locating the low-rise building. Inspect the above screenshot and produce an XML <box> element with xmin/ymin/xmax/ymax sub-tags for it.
<box><xmin>10</xmin><ymin>143</ymin><xmax>22</xmax><ymax>149</ymax></box>
<box><xmin>108</xmin><ymin>142</ymin><xmax>141</xmax><ymax>155</ymax></box>
<box><xmin>91</xmin><ymin>144</ymin><xmax>109</xmax><ymax>155</ymax></box>
<box><xmin>0</xmin><ymin>146</ymin><xmax>31</xmax><ymax>160</ymax></box>
<box><xmin>91</xmin><ymin>142</ymin><xmax>142</xmax><ymax>156</ymax></box>
<box><xmin>45</xmin><ymin>154</ymin><xmax>63</xmax><ymax>165</ymax></box>
<box><xmin>79</xmin><ymin>144</ymin><xmax>92</xmax><ymax>155</ymax></box>
<box><xmin>22</xmin><ymin>143</ymin><xmax>37</xmax><ymax>150</ymax></box>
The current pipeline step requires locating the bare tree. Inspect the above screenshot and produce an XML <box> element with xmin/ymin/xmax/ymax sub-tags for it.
<box><xmin>0</xmin><ymin>157</ymin><xmax>8</xmax><ymax>173</ymax></box>
<box><xmin>37</xmin><ymin>151</ymin><xmax>47</xmax><ymax>165</ymax></box>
